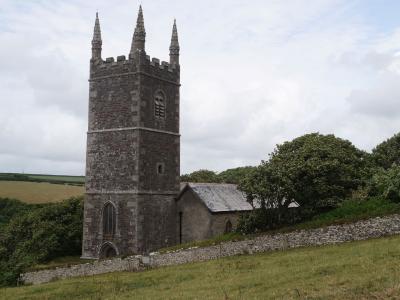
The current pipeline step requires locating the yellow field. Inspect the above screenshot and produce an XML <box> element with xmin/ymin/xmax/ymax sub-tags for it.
<box><xmin>0</xmin><ymin>181</ymin><xmax>84</xmax><ymax>203</ymax></box>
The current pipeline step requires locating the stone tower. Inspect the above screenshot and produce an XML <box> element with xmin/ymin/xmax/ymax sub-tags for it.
<box><xmin>82</xmin><ymin>6</ymin><xmax>180</xmax><ymax>259</ymax></box>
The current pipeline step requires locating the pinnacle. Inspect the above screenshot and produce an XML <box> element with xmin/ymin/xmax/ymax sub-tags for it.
<box><xmin>92</xmin><ymin>12</ymin><xmax>102</xmax><ymax>42</ymax></box>
<box><xmin>130</xmin><ymin>5</ymin><xmax>146</xmax><ymax>55</ymax></box>
<box><xmin>136</xmin><ymin>5</ymin><xmax>145</xmax><ymax>33</ymax></box>
<box><xmin>169</xmin><ymin>19</ymin><xmax>180</xmax><ymax>65</ymax></box>
<box><xmin>170</xmin><ymin>19</ymin><xmax>179</xmax><ymax>50</ymax></box>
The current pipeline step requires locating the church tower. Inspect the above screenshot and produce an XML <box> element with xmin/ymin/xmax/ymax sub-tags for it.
<box><xmin>82</xmin><ymin>7</ymin><xmax>180</xmax><ymax>258</ymax></box>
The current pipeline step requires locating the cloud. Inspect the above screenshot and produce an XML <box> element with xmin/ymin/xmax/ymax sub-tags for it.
<box><xmin>1</xmin><ymin>0</ymin><xmax>400</xmax><ymax>175</ymax></box>
<box><xmin>348</xmin><ymin>71</ymin><xmax>400</xmax><ymax>118</ymax></box>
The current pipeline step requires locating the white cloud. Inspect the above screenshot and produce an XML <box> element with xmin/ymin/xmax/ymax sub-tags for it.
<box><xmin>1</xmin><ymin>0</ymin><xmax>400</xmax><ymax>175</ymax></box>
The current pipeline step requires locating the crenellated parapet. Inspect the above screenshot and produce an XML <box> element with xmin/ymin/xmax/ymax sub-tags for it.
<box><xmin>90</xmin><ymin>55</ymin><xmax>180</xmax><ymax>84</ymax></box>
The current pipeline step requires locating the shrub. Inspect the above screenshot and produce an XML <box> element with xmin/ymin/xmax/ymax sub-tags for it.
<box><xmin>0</xmin><ymin>197</ymin><xmax>83</xmax><ymax>286</ymax></box>
<box><xmin>0</xmin><ymin>198</ymin><xmax>32</xmax><ymax>227</ymax></box>
<box><xmin>237</xmin><ymin>207</ymin><xmax>312</xmax><ymax>234</ymax></box>
<box><xmin>218</xmin><ymin>166</ymin><xmax>257</xmax><ymax>184</ymax></box>
<box><xmin>181</xmin><ymin>169</ymin><xmax>220</xmax><ymax>183</ymax></box>
<box><xmin>369</xmin><ymin>166</ymin><xmax>400</xmax><ymax>203</ymax></box>
<box><xmin>371</xmin><ymin>133</ymin><xmax>400</xmax><ymax>169</ymax></box>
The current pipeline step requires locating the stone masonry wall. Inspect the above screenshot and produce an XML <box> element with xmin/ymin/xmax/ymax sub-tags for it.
<box><xmin>84</xmin><ymin>52</ymin><xmax>180</xmax><ymax>258</ymax></box>
<box><xmin>22</xmin><ymin>214</ymin><xmax>400</xmax><ymax>285</ymax></box>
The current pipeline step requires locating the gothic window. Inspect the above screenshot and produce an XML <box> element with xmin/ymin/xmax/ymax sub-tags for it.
<box><xmin>225</xmin><ymin>220</ymin><xmax>233</xmax><ymax>234</ymax></box>
<box><xmin>103</xmin><ymin>203</ymin><xmax>116</xmax><ymax>236</ymax></box>
<box><xmin>154</xmin><ymin>91</ymin><xmax>165</xmax><ymax>119</ymax></box>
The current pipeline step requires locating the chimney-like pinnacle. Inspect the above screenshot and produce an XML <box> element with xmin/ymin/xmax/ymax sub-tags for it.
<box><xmin>91</xmin><ymin>12</ymin><xmax>102</xmax><ymax>60</ymax></box>
<box><xmin>130</xmin><ymin>5</ymin><xmax>146</xmax><ymax>56</ymax></box>
<box><xmin>169</xmin><ymin>19</ymin><xmax>180</xmax><ymax>65</ymax></box>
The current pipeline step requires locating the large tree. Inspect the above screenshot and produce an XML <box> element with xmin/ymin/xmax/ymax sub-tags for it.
<box><xmin>180</xmin><ymin>169</ymin><xmax>220</xmax><ymax>183</ymax></box>
<box><xmin>218</xmin><ymin>166</ymin><xmax>256</xmax><ymax>184</ymax></box>
<box><xmin>371</xmin><ymin>133</ymin><xmax>400</xmax><ymax>169</ymax></box>
<box><xmin>240</xmin><ymin>133</ymin><xmax>366</xmax><ymax>211</ymax></box>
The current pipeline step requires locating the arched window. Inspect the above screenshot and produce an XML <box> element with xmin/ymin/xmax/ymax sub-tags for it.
<box><xmin>157</xmin><ymin>162</ymin><xmax>165</xmax><ymax>175</ymax></box>
<box><xmin>225</xmin><ymin>220</ymin><xmax>233</xmax><ymax>234</ymax></box>
<box><xmin>103</xmin><ymin>203</ymin><xmax>116</xmax><ymax>236</ymax></box>
<box><xmin>154</xmin><ymin>91</ymin><xmax>165</xmax><ymax>118</ymax></box>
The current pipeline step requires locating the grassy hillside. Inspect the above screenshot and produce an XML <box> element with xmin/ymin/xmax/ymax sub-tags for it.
<box><xmin>3</xmin><ymin>235</ymin><xmax>400</xmax><ymax>299</ymax></box>
<box><xmin>0</xmin><ymin>181</ymin><xmax>84</xmax><ymax>203</ymax></box>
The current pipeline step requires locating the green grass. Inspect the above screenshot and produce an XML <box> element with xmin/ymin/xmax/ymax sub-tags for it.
<box><xmin>3</xmin><ymin>235</ymin><xmax>400</xmax><ymax>299</ymax></box>
<box><xmin>27</xmin><ymin>174</ymin><xmax>85</xmax><ymax>183</ymax></box>
<box><xmin>0</xmin><ymin>173</ymin><xmax>85</xmax><ymax>185</ymax></box>
<box><xmin>0</xmin><ymin>181</ymin><xmax>84</xmax><ymax>203</ymax></box>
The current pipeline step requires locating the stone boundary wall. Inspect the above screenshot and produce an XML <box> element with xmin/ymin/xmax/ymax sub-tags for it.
<box><xmin>21</xmin><ymin>214</ymin><xmax>400</xmax><ymax>285</ymax></box>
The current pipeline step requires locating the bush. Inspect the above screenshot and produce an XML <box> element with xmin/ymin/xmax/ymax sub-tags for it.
<box><xmin>369</xmin><ymin>166</ymin><xmax>400</xmax><ymax>202</ymax></box>
<box><xmin>0</xmin><ymin>197</ymin><xmax>83</xmax><ymax>286</ymax></box>
<box><xmin>0</xmin><ymin>198</ymin><xmax>33</xmax><ymax>227</ymax></box>
<box><xmin>237</xmin><ymin>207</ymin><xmax>313</xmax><ymax>234</ymax></box>
<box><xmin>218</xmin><ymin>166</ymin><xmax>257</xmax><ymax>184</ymax></box>
<box><xmin>181</xmin><ymin>169</ymin><xmax>220</xmax><ymax>183</ymax></box>
<box><xmin>371</xmin><ymin>133</ymin><xmax>400</xmax><ymax>169</ymax></box>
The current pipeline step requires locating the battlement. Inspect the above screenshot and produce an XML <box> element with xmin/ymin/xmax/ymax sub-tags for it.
<box><xmin>93</xmin><ymin>53</ymin><xmax>179</xmax><ymax>80</ymax></box>
<box><xmin>144</xmin><ymin>55</ymin><xmax>177</xmax><ymax>73</ymax></box>
<box><xmin>103</xmin><ymin>55</ymin><xmax>128</xmax><ymax>64</ymax></box>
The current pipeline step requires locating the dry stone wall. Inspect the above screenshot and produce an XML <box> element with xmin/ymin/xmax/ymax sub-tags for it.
<box><xmin>21</xmin><ymin>214</ymin><xmax>400</xmax><ymax>285</ymax></box>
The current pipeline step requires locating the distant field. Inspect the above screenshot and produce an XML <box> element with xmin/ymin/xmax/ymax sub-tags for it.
<box><xmin>0</xmin><ymin>173</ymin><xmax>85</xmax><ymax>185</ymax></box>
<box><xmin>4</xmin><ymin>235</ymin><xmax>400</xmax><ymax>299</ymax></box>
<box><xmin>0</xmin><ymin>181</ymin><xmax>84</xmax><ymax>203</ymax></box>
<box><xmin>28</xmin><ymin>174</ymin><xmax>85</xmax><ymax>183</ymax></box>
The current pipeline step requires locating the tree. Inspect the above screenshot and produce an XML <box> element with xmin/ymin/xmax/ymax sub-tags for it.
<box><xmin>369</xmin><ymin>165</ymin><xmax>400</xmax><ymax>203</ymax></box>
<box><xmin>240</xmin><ymin>133</ymin><xmax>366</xmax><ymax>211</ymax></box>
<box><xmin>0</xmin><ymin>197</ymin><xmax>83</xmax><ymax>286</ymax></box>
<box><xmin>218</xmin><ymin>166</ymin><xmax>256</xmax><ymax>184</ymax></box>
<box><xmin>371</xmin><ymin>132</ymin><xmax>400</xmax><ymax>169</ymax></box>
<box><xmin>181</xmin><ymin>169</ymin><xmax>220</xmax><ymax>183</ymax></box>
<box><xmin>0</xmin><ymin>198</ymin><xmax>31</xmax><ymax>228</ymax></box>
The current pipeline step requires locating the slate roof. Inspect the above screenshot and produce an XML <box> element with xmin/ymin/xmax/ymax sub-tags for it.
<box><xmin>180</xmin><ymin>183</ymin><xmax>254</xmax><ymax>213</ymax></box>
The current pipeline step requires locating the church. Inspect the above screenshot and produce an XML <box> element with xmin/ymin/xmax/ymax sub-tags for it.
<box><xmin>82</xmin><ymin>6</ymin><xmax>254</xmax><ymax>259</ymax></box>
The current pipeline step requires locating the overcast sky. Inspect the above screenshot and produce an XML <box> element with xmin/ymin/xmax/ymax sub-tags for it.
<box><xmin>1</xmin><ymin>0</ymin><xmax>400</xmax><ymax>175</ymax></box>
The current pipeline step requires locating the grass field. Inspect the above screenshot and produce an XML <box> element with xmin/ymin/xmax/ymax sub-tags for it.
<box><xmin>0</xmin><ymin>181</ymin><xmax>84</xmax><ymax>203</ymax></box>
<box><xmin>3</xmin><ymin>235</ymin><xmax>400</xmax><ymax>299</ymax></box>
<box><xmin>27</xmin><ymin>174</ymin><xmax>85</xmax><ymax>183</ymax></box>
<box><xmin>0</xmin><ymin>173</ymin><xmax>85</xmax><ymax>185</ymax></box>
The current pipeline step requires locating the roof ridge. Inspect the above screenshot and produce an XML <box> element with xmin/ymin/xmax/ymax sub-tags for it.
<box><xmin>188</xmin><ymin>182</ymin><xmax>237</xmax><ymax>186</ymax></box>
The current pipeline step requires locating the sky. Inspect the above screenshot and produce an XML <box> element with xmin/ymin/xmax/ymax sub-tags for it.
<box><xmin>1</xmin><ymin>0</ymin><xmax>400</xmax><ymax>175</ymax></box>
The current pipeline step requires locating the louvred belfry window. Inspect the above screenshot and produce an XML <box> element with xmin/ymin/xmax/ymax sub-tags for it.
<box><xmin>154</xmin><ymin>92</ymin><xmax>165</xmax><ymax>118</ymax></box>
<box><xmin>103</xmin><ymin>203</ymin><xmax>116</xmax><ymax>236</ymax></box>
